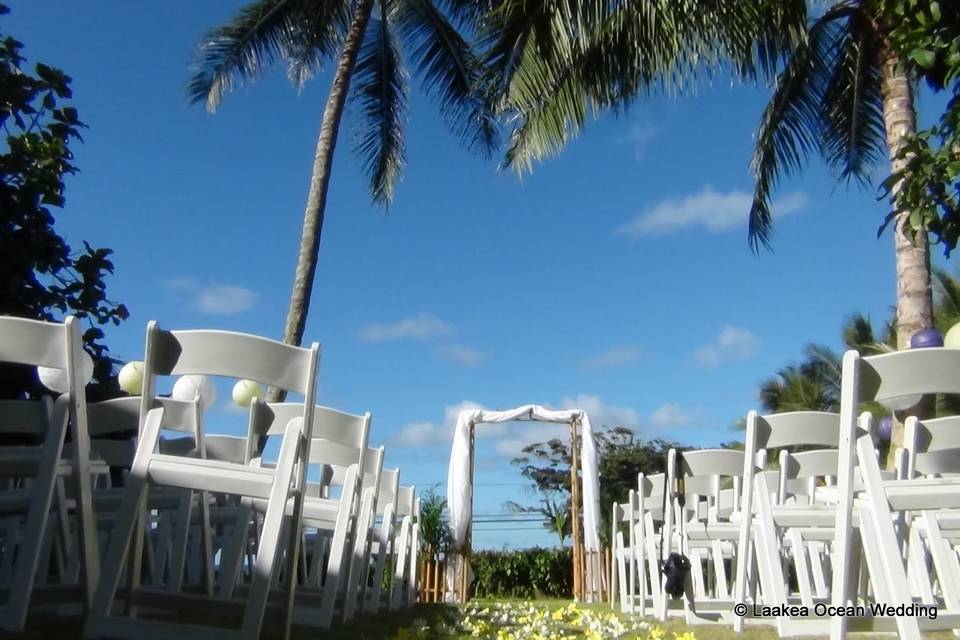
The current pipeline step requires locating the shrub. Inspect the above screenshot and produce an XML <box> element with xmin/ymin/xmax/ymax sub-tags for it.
<box><xmin>469</xmin><ymin>547</ymin><xmax>572</xmax><ymax>599</ymax></box>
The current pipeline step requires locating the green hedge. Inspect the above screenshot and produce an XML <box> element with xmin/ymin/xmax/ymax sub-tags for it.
<box><xmin>470</xmin><ymin>547</ymin><xmax>572</xmax><ymax>599</ymax></box>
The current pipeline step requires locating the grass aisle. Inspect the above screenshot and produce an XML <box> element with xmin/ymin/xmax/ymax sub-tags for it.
<box><xmin>348</xmin><ymin>600</ymin><xmax>780</xmax><ymax>640</ymax></box>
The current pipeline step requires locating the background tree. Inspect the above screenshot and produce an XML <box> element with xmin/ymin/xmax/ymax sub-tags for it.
<box><xmin>512</xmin><ymin>426</ymin><xmax>679</xmax><ymax>546</ymax></box>
<box><xmin>880</xmin><ymin>0</ymin><xmax>959</xmax><ymax>254</ymax></box>
<box><xmin>189</xmin><ymin>0</ymin><xmax>497</xmax><ymax>391</ymax></box>
<box><xmin>418</xmin><ymin>485</ymin><xmax>450</xmax><ymax>561</ymax></box>
<box><xmin>504</xmin><ymin>494</ymin><xmax>571</xmax><ymax>546</ymax></box>
<box><xmin>0</xmin><ymin>5</ymin><xmax>128</xmax><ymax>401</ymax></box>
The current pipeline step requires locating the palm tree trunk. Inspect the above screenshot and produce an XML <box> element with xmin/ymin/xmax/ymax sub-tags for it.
<box><xmin>880</xmin><ymin>42</ymin><xmax>933</xmax><ymax>348</ymax></box>
<box><xmin>879</xmin><ymin>40</ymin><xmax>933</xmax><ymax>466</ymax></box>
<box><xmin>278</xmin><ymin>0</ymin><xmax>376</xmax><ymax>349</ymax></box>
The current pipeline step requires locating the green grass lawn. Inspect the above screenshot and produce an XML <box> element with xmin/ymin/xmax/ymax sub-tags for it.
<box><xmin>2</xmin><ymin>600</ymin><xmax>950</xmax><ymax>639</ymax></box>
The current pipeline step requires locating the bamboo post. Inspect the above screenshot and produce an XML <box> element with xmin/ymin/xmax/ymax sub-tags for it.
<box><xmin>461</xmin><ymin>421</ymin><xmax>475</xmax><ymax>603</ymax></box>
<box><xmin>569</xmin><ymin>418</ymin><xmax>583</xmax><ymax>601</ymax></box>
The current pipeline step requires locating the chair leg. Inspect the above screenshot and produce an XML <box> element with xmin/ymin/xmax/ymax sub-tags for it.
<box><xmin>83</xmin><ymin>473</ymin><xmax>149</xmax><ymax>639</ymax></box>
<box><xmin>343</xmin><ymin>489</ymin><xmax>374</xmax><ymax>623</ymax></box>
<box><xmin>1</xmin><ymin>420</ymin><xmax>66</xmax><ymax>632</ymax></box>
<box><xmin>390</xmin><ymin>518</ymin><xmax>410</xmax><ymax>611</ymax></box>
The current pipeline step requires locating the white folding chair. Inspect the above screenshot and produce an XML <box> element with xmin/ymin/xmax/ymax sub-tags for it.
<box><xmin>899</xmin><ymin>414</ymin><xmax>960</xmax><ymax>617</ymax></box>
<box><xmin>0</xmin><ymin>315</ymin><xmax>98</xmax><ymax>631</ymax></box>
<box><xmin>212</xmin><ymin>401</ymin><xmax>372</xmax><ymax>631</ymax></box>
<box><xmin>734</xmin><ymin>410</ymin><xmax>843</xmax><ymax>634</ymax></box>
<box><xmin>364</xmin><ymin>468</ymin><xmax>399</xmax><ymax>614</ymax></box>
<box><xmin>84</xmin><ymin>322</ymin><xmax>320</xmax><ymax>640</ymax></box>
<box><xmin>832</xmin><ymin>347</ymin><xmax>960</xmax><ymax>639</ymax></box>
<box><xmin>77</xmin><ymin>396</ymin><xmax>214</xmax><ymax>595</ymax></box>
<box><xmin>627</xmin><ymin>472</ymin><xmax>667</xmax><ymax>617</ymax></box>
<box><xmin>341</xmin><ymin>445</ymin><xmax>384</xmax><ymax>622</ymax></box>
<box><xmin>658</xmin><ymin>448</ymin><xmax>746</xmax><ymax>625</ymax></box>
<box><xmin>389</xmin><ymin>485</ymin><xmax>416</xmax><ymax>610</ymax></box>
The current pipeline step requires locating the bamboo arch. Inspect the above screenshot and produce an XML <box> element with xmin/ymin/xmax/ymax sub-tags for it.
<box><xmin>444</xmin><ymin>405</ymin><xmax>603</xmax><ymax>602</ymax></box>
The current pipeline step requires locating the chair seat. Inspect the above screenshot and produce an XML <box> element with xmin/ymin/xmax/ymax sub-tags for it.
<box><xmin>248</xmin><ymin>494</ymin><xmax>340</xmax><ymax>523</ymax></box>
<box><xmin>686</xmin><ymin>521</ymin><xmax>740</xmax><ymax>540</ymax></box>
<box><xmin>146</xmin><ymin>454</ymin><xmax>277</xmax><ymax>499</ymax></box>
<box><xmin>871</xmin><ymin>478</ymin><xmax>960</xmax><ymax>511</ymax></box>
<box><xmin>768</xmin><ymin>504</ymin><xmax>836</xmax><ymax>528</ymax></box>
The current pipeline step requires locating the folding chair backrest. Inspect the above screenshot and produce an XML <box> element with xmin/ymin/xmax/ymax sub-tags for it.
<box><xmin>142</xmin><ymin>321</ymin><xmax>319</xmax><ymax>434</ymax></box>
<box><xmin>0</xmin><ymin>397</ymin><xmax>54</xmax><ymax>439</ymax></box>
<box><xmin>749</xmin><ymin>411</ymin><xmax>840</xmax><ymax>450</ymax></box>
<box><xmin>360</xmin><ymin>446</ymin><xmax>385</xmax><ymax>490</ymax></box>
<box><xmin>903</xmin><ymin>414</ymin><xmax>960</xmax><ymax>477</ymax></box>
<box><xmin>0</xmin><ymin>315</ymin><xmax>75</xmax><ymax>371</ymax></box>
<box><xmin>855</xmin><ymin>347</ymin><xmax>960</xmax><ymax>401</ymax></box>
<box><xmin>86</xmin><ymin>396</ymin><xmax>202</xmax><ymax>465</ymax></box>
<box><xmin>673</xmin><ymin>449</ymin><xmax>745</xmax><ymax>519</ymax></box>
<box><xmin>376</xmin><ymin>469</ymin><xmax>400</xmax><ymax>504</ymax></box>
<box><xmin>638</xmin><ymin>472</ymin><xmax>665</xmax><ymax>521</ymax></box>
<box><xmin>143</xmin><ymin>323</ymin><xmax>319</xmax><ymax>439</ymax></box>
<box><xmin>251</xmin><ymin>402</ymin><xmax>369</xmax><ymax>482</ymax></box>
<box><xmin>0</xmin><ymin>316</ymin><xmax>85</xmax><ymax>438</ymax></box>
<box><xmin>396</xmin><ymin>486</ymin><xmax>415</xmax><ymax>517</ymax></box>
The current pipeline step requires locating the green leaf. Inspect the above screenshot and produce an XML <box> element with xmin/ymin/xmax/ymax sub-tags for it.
<box><xmin>910</xmin><ymin>48</ymin><xmax>936</xmax><ymax>68</ymax></box>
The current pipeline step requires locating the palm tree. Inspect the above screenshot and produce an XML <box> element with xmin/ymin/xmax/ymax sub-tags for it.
<box><xmin>479</xmin><ymin>0</ymin><xmax>804</xmax><ymax>172</ymax></box>
<box><xmin>480</xmin><ymin>2</ymin><xmax>932</xmax><ymax>348</ymax></box>
<box><xmin>747</xmin><ymin>1</ymin><xmax>932</xmax><ymax>351</ymax></box>
<box><xmin>758</xmin><ymin>313</ymin><xmax>891</xmax><ymax>414</ymax></box>
<box><xmin>188</xmin><ymin>0</ymin><xmax>496</xmax><ymax>366</ymax></box>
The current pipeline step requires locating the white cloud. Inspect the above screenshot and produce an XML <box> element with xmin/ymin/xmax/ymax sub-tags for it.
<box><xmin>695</xmin><ymin>325</ymin><xmax>761</xmax><ymax>368</ymax></box>
<box><xmin>494</xmin><ymin>422</ymin><xmax>568</xmax><ymax>458</ymax></box>
<box><xmin>393</xmin><ymin>421</ymin><xmax>450</xmax><ymax>447</ymax></box>
<box><xmin>393</xmin><ymin>400</ymin><xmax>496</xmax><ymax>447</ymax></box>
<box><xmin>619</xmin><ymin>122</ymin><xmax>661</xmax><ymax>158</ymax></box>
<box><xmin>582</xmin><ymin>346</ymin><xmax>642</xmax><ymax>369</ymax></box>
<box><xmin>615</xmin><ymin>186</ymin><xmax>807</xmax><ymax>239</ymax></box>
<box><xmin>163</xmin><ymin>278</ymin><xmax>259</xmax><ymax>315</ymax></box>
<box><xmin>650</xmin><ymin>404</ymin><xmax>693</xmax><ymax>428</ymax></box>
<box><xmin>494</xmin><ymin>395</ymin><xmax>642</xmax><ymax>458</ymax></box>
<box><xmin>437</xmin><ymin>343</ymin><xmax>487</xmax><ymax>366</ymax></box>
<box><xmin>557</xmin><ymin>394</ymin><xmax>640</xmax><ymax>430</ymax></box>
<box><xmin>358</xmin><ymin>313</ymin><xmax>454</xmax><ymax>342</ymax></box>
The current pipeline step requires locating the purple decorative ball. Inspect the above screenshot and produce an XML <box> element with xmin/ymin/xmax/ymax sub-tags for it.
<box><xmin>877</xmin><ymin>416</ymin><xmax>893</xmax><ymax>442</ymax></box>
<box><xmin>911</xmin><ymin>328</ymin><xmax>944</xmax><ymax>349</ymax></box>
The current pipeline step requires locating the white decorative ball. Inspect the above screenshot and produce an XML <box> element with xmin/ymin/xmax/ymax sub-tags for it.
<box><xmin>232</xmin><ymin>379</ymin><xmax>263</xmax><ymax>408</ymax></box>
<box><xmin>118</xmin><ymin>361</ymin><xmax>145</xmax><ymax>395</ymax></box>
<box><xmin>37</xmin><ymin>350</ymin><xmax>94</xmax><ymax>393</ymax></box>
<box><xmin>172</xmin><ymin>374</ymin><xmax>217</xmax><ymax>410</ymax></box>
<box><xmin>879</xmin><ymin>394</ymin><xmax>924</xmax><ymax>412</ymax></box>
<box><xmin>945</xmin><ymin>322</ymin><xmax>960</xmax><ymax>348</ymax></box>
<box><xmin>37</xmin><ymin>365</ymin><xmax>69</xmax><ymax>393</ymax></box>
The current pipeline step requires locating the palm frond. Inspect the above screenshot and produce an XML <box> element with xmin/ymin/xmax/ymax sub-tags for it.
<box><xmin>748</xmin><ymin>5</ymin><xmax>857</xmax><ymax>251</ymax></box>
<box><xmin>821</xmin><ymin>7</ymin><xmax>885</xmax><ymax>184</ymax></box>
<box><xmin>933</xmin><ymin>267</ymin><xmax>960</xmax><ymax>331</ymax></box>
<box><xmin>842</xmin><ymin>311</ymin><xmax>876</xmax><ymax>350</ymax></box>
<box><xmin>396</xmin><ymin>0</ymin><xmax>498</xmax><ymax>154</ymax></box>
<box><xmin>187</xmin><ymin>0</ymin><xmax>346</xmax><ymax>111</ymax></box>
<box><xmin>353</xmin><ymin>1</ymin><xmax>407</xmax><ymax>205</ymax></box>
<box><xmin>501</xmin><ymin>37</ymin><xmax>591</xmax><ymax>173</ymax></box>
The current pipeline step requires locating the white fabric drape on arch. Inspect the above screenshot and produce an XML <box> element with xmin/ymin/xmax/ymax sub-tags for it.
<box><xmin>445</xmin><ymin>404</ymin><xmax>601</xmax><ymax>551</ymax></box>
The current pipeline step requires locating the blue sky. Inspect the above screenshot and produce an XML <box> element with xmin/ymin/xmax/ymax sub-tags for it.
<box><xmin>10</xmin><ymin>2</ymin><xmax>953</xmax><ymax>549</ymax></box>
